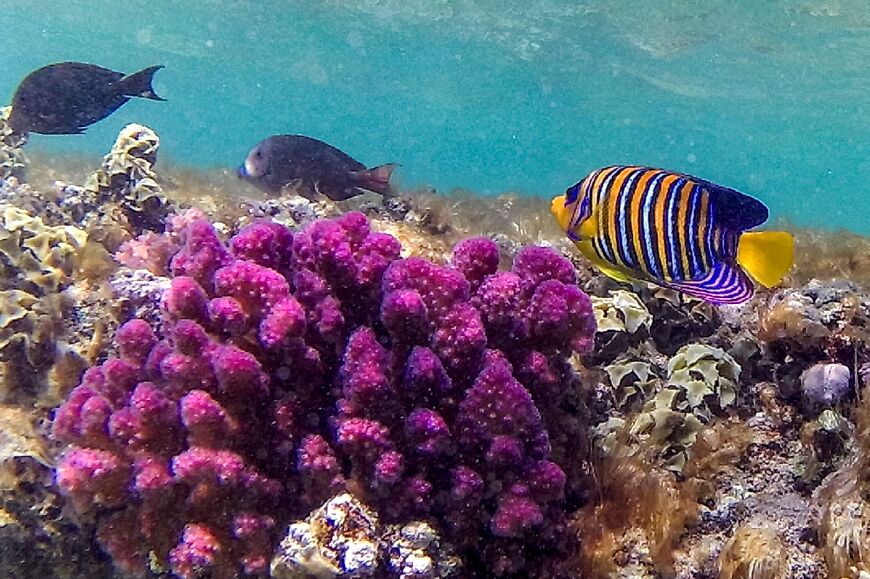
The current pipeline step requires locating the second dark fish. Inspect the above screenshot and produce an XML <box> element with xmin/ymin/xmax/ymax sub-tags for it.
<box><xmin>9</xmin><ymin>62</ymin><xmax>166</xmax><ymax>135</ymax></box>
<box><xmin>237</xmin><ymin>134</ymin><xmax>397</xmax><ymax>201</ymax></box>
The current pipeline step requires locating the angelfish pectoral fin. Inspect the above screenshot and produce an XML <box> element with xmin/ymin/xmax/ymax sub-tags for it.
<box><xmin>578</xmin><ymin>214</ymin><xmax>598</xmax><ymax>240</ymax></box>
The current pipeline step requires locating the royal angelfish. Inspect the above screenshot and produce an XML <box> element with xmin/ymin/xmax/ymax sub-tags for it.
<box><xmin>551</xmin><ymin>165</ymin><xmax>795</xmax><ymax>305</ymax></box>
<box><xmin>9</xmin><ymin>62</ymin><xmax>165</xmax><ymax>135</ymax></box>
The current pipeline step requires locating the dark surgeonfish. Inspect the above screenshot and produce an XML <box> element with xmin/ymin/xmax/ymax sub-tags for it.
<box><xmin>551</xmin><ymin>165</ymin><xmax>794</xmax><ymax>305</ymax></box>
<box><xmin>9</xmin><ymin>62</ymin><xmax>165</xmax><ymax>135</ymax></box>
<box><xmin>238</xmin><ymin>134</ymin><xmax>397</xmax><ymax>201</ymax></box>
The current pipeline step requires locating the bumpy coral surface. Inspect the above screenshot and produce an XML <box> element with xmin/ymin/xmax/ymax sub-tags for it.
<box><xmin>51</xmin><ymin>211</ymin><xmax>595</xmax><ymax>577</ymax></box>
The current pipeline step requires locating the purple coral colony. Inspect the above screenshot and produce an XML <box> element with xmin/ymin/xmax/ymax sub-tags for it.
<box><xmin>52</xmin><ymin>211</ymin><xmax>596</xmax><ymax>577</ymax></box>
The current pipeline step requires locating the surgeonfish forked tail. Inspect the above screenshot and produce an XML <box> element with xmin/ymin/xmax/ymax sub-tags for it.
<box><xmin>551</xmin><ymin>165</ymin><xmax>796</xmax><ymax>306</ymax></box>
<box><xmin>114</xmin><ymin>65</ymin><xmax>166</xmax><ymax>101</ymax></box>
<box><xmin>348</xmin><ymin>163</ymin><xmax>399</xmax><ymax>196</ymax></box>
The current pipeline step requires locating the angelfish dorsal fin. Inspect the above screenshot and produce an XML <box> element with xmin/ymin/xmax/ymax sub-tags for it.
<box><xmin>702</xmin><ymin>181</ymin><xmax>768</xmax><ymax>230</ymax></box>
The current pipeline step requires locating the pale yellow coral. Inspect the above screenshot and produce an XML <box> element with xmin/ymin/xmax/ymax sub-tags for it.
<box><xmin>0</xmin><ymin>405</ymin><xmax>49</xmax><ymax>490</ymax></box>
<box><xmin>591</xmin><ymin>290</ymin><xmax>652</xmax><ymax>334</ymax></box>
<box><xmin>605</xmin><ymin>344</ymin><xmax>741</xmax><ymax>473</ymax></box>
<box><xmin>0</xmin><ymin>206</ymin><xmax>92</xmax><ymax>406</ymax></box>
<box><xmin>667</xmin><ymin>343</ymin><xmax>740</xmax><ymax>419</ymax></box>
<box><xmin>372</xmin><ymin>220</ymin><xmax>452</xmax><ymax>263</ymax></box>
<box><xmin>84</xmin><ymin>123</ymin><xmax>165</xmax><ymax>209</ymax></box>
<box><xmin>604</xmin><ymin>358</ymin><xmax>657</xmax><ymax>409</ymax></box>
<box><xmin>0</xmin><ymin>205</ymin><xmax>87</xmax><ymax>293</ymax></box>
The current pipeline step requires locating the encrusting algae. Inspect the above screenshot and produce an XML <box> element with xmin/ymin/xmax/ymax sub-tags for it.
<box><xmin>718</xmin><ymin>524</ymin><xmax>788</xmax><ymax>579</ymax></box>
<box><xmin>574</xmin><ymin>420</ymin><xmax>753</xmax><ymax>578</ymax></box>
<box><xmin>818</xmin><ymin>388</ymin><xmax>870</xmax><ymax>578</ymax></box>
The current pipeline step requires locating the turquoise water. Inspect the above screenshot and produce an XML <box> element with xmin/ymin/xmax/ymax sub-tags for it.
<box><xmin>2</xmin><ymin>1</ymin><xmax>868</xmax><ymax>233</ymax></box>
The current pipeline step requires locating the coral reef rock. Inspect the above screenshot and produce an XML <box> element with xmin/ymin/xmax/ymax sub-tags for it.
<box><xmin>83</xmin><ymin>123</ymin><xmax>170</xmax><ymax>230</ymax></box>
<box><xmin>271</xmin><ymin>493</ymin><xmax>460</xmax><ymax>579</ymax></box>
<box><xmin>382</xmin><ymin>521</ymin><xmax>461</xmax><ymax>579</ymax></box>
<box><xmin>0</xmin><ymin>106</ymin><xmax>27</xmax><ymax>180</ymax></box>
<box><xmin>0</xmin><ymin>405</ymin><xmax>114</xmax><ymax>579</ymax></box>
<box><xmin>271</xmin><ymin>493</ymin><xmax>380</xmax><ymax>579</ymax></box>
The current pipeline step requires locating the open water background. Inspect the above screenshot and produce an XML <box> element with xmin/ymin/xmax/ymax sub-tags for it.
<box><xmin>2</xmin><ymin>1</ymin><xmax>867</xmax><ymax>232</ymax></box>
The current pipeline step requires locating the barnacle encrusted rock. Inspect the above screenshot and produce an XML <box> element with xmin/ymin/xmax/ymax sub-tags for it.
<box><xmin>382</xmin><ymin>521</ymin><xmax>461</xmax><ymax>578</ymax></box>
<box><xmin>271</xmin><ymin>493</ymin><xmax>380</xmax><ymax>578</ymax></box>
<box><xmin>271</xmin><ymin>493</ymin><xmax>461</xmax><ymax>579</ymax></box>
<box><xmin>0</xmin><ymin>107</ymin><xmax>26</xmax><ymax>180</ymax></box>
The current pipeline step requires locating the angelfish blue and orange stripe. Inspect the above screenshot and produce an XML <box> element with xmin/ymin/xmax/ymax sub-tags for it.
<box><xmin>552</xmin><ymin>165</ymin><xmax>795</xmax><ymax>305</ymax></box>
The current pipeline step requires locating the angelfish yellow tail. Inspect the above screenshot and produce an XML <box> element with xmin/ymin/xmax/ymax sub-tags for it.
<box><xmin>736</xmin><ymin>231</ymin><xmax>795</xmax><ymax>288</ymax></box>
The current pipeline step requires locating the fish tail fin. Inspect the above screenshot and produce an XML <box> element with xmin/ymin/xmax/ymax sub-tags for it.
<box><xmin>349</xmin><ymin>163</ymin><xmax>398</xmax><ymax>196</ymax></box>
<box><xmin>736</xmin><ymin>230</ymin><xmax>794</xmax><ymax>288</ymax></box>
<box><xmin>116</xmin><ymin>65</ymin><xmax>166</xmax><ymax>101</ymax></box>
